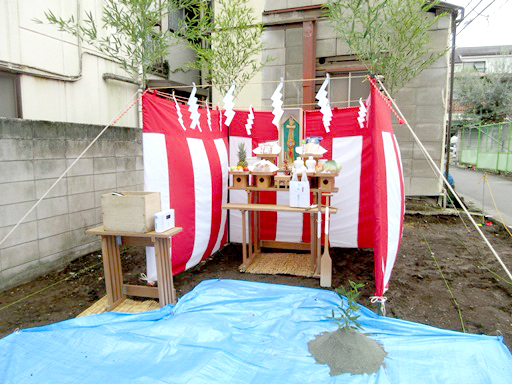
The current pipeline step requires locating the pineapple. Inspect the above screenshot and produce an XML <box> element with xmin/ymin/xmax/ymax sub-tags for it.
<box><xmin>237</xmin><ymin>142</ymin><xmax>248</xmax><ymax>167</ymax></box>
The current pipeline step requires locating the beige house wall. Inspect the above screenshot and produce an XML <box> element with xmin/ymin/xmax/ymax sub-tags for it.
<box><xmin>1</xmin><ymin>0</ymin><xmax>199</xmax><ymax>127</ymax></box>
<box><xmin>258</xmin><ymin>1</ymin><xmax>452</xmax><ymax>196</ymax></box>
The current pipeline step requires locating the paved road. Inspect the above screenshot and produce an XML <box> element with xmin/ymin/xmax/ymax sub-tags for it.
<box><xmin>449</xmin><ymin>166</ymin><xmax>512</xmax><ymax>227</ymax></box>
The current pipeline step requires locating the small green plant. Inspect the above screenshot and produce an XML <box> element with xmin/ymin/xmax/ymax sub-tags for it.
<box><xmin>330</xmin><ymin>281</ymin><xmax>365</xmax><ymax>331</ymax></box>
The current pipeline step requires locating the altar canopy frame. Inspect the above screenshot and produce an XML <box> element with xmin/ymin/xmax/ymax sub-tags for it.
<box><xmin>142</xmin><ymin>79</ymin><xmax>405</xmax><ymax>297</ymax></box>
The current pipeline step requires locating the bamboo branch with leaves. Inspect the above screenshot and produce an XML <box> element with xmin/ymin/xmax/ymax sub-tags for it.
<box><xmin>176</xmin><ymin>0</ymin><xmax>271</xmax><ymax>95</ymax></box>
<box><xmin>325</xmin><ymin>0</ymin><xmax>448</xmax><ymax>96</ymax></box>
<box><xmin>36</xmin><ymin>0</ymin><xmax>181</xmax><ymax>87</ymax></box>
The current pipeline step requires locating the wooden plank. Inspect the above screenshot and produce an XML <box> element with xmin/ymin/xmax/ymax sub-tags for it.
<box><xmin>229</xmin><ymin>187</ymin><xmax>339</xmax><ymax>193</ymax></box>
<box><xmin>222</xmin><ymin>203</ymin><xmax>337</xmax><ymax>214</ymax></box>
<box><xmin>121</xmin><ymin>236</ymin><xmax>154</xmax><ymax>247</ymax></box>
<box><xmin>123</xmin><ymin>284</ymin><xmax>160</xmax><ymax>298</ymax></box>
<box><xmin>86</xmin><ymin>226</ymin><xmax>183</xmax><ymax>238</ymax></box>
<box><xmin>261</xmin><ymin>240</ymin><xmax>311</xmax><ymax>251</ymax></box>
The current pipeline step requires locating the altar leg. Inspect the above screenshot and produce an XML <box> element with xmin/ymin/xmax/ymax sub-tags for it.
<box><xmin>154</xmin><ymin>237</ymin><xmax>176</xmax><ymax>306</ymax></box>
<box><xmin>241</xmin><ymin>209</ymin><xmax>247</xmax><ymax>265</ymax></box>
<box><xmin>101</xmin><ymin>235</ymin><xmax>124</xmax><ymax>310</ymax></box>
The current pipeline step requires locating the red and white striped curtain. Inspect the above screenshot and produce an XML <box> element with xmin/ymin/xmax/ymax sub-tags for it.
<box><xmin>142</xmin><ymin>82</ymin><xmax>404</xmax><ymax>297</ymax></box>
<box><xmin>142</xmin><ymin>92</ymin><xmax>228</xmax><ymax>279</ymax></box>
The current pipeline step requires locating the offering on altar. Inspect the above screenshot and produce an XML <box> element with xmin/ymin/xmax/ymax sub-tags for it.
<box><xmin>250</xmin><ymin>159</ymin><xmax>279</xmax><ymax>173</ymax></box>
<box><xmin>229</xmin><ymin>165</ymin><xmax>249</xmax><ymax>172</ymax></box>
<box><xmin>253</xmin><ymin>141</ymin><xmax>281</xmax><ymax>155</ymax></box>
<box><xmin>295</xmin><ymin>144</ymin><xmax>327</xmax><ymax>156</ymax></box>
<box><xmin>322</xmin><ymin>160</ymin><xmax>342</xmax><ymax>173</ymax></box>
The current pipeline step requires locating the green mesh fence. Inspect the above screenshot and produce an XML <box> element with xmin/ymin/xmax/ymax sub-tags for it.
<box><xmin>458</xmin><ymin>122</ymin><xmax>512</xmax><ymax>173</ymax></box>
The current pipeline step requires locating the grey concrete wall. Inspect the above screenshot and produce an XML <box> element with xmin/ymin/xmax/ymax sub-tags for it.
<box><xmin>261</xmin><ymin>4</ymin><xmax>451</xmax><ymax>196</ymax></box>
<box><xmin>0</xmin><ymin>118</ymin><xmax>143</xmax><ymax>292</ymax></box>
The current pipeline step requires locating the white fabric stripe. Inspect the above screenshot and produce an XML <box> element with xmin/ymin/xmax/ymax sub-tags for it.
<box><xmin>275</xmin><ymin>191</ymin><xmax>303</xmax><ymax>242</ymax></box>
<box><xmin>228</xmin><ymin>136</ymin><xmax>252</xmax><ymax>242</ymax></box>
<box><xmin>186</xmin><ymin>138</ymin><xmax>213</xmax><ymax>269</ymax></box>
<box><xmin>213</xmin><ymin>138</ymin><xmax>229</xmax><ymax>253</ymax></box>
<box><xmin>143</xmin><ymin>133</ymin><xmax>170</xmax><ymax>281</ymax></box>
<box><xmin>330</xmin><ymin>137</ymin><xmax>363</xmax><ymax>247</ymax></box>
<box><xmin>382</xmin><ymin>132</ymin><xmax>402</xmax><ymax>286</ymax></box>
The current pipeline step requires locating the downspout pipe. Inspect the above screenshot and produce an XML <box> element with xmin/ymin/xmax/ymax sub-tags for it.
<box><xmin>444</xmin><ymin>6</ymin><xmax>464</xmax><ymax>182</ymax></box>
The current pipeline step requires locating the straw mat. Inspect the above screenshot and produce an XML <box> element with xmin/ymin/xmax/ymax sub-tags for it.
<box><xmin>241</xmin><ymin>253</ymin><xmax>314</xmax><ymax>277</ymax></box>
<box><xmin>78</xmin><ymin>296</ymin><xmax>160</xmax><ymax>317</ymax></box>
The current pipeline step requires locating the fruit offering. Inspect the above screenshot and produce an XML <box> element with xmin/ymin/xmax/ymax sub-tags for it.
<box><xmin>323</xmin><ymin>160</ymin><xmax>342</xmax><ymax>173</ymax></box>
<box><xmin>237</xmin><ymin>143</ymin><xmax>248</xmax><ymax>167</ymax></box>
<box><xmin>230</xmin><ymin>165</ymin><xmax>247</xmax><ymax>172</ymax></box>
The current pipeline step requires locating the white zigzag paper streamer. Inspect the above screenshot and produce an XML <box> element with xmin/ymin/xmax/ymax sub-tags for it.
<box><xmin>316</xmin><ymin>74</ymin><xmax>332</xmax><ymax>133</ymax></box>
<box><xmin>218</xmin><ymin>102</ymin><xmax>222</xmax><ymax>132</ymax></box>
<box><xmin>206</xmin><ymin>99</ymin><xmax>212</xmax><ymax>132</ymax></box>
<box><xmin>223</xmin><ymin>82</ymin><xmax>236</xmax><ymax>127</ymax></box>
<box><xmin>173</xmin><ymin>93</ymin><xmax>186</xmax><ymax>131</ymax></box>
<box><xmin>245</xmin><ymin>105</ymin><xmax>254</xmax><ymax>136</ymax></box>
<box><xmin>357</xmin><ymin>97</ymin><xmax>367</xmax><ymax>129</ymax></box>
<box><xmin>271</xmin><ymin>79</ymin><xmax>284</xmax><ymax>131</ymax></box>
<box><xmin>187</xmin><ymin>83</ymin><xmax>201</xmax><ymax>131</ymax></box>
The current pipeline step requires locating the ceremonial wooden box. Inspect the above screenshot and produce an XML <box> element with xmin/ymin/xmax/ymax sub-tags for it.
<box><xmin>101</xmin><ymin>191</ymin><xmax>161</xmax><ymax>233</ymax></box>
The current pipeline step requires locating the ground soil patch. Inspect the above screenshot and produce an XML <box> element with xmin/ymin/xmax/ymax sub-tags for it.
<box><xmin>1</xmin><ymin>202</ymin><xmax>511</xmax><ymax>351</ymax></box>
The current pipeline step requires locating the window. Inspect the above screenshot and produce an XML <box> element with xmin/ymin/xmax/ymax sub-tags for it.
<box><xmin>463</xmin><ymin>61</ymin><xmax>486</xmax><ymax>72</ymax></box>
<box><xmin>168</xmin><ymin>8</ymin><xmax>185</xmax><ymax>32</ymax></box>
<box><xmin>327</xmin><ymin>70</ymin><xmax>370</xmax><ymax>108</ymax></box>
<box><xmin>169</xmin><ymin>2</ymin><xmax>212</xmax><ymax>33</ymax></box>
<box><xmin>0</xmin><ymin>72</ymin><xmax>21</xmax><ymax>118</ymax></box>
<box><xmin>317</xmin><ymin>56</ymin><xmax>370</xmax><ymax>108</ymax></box>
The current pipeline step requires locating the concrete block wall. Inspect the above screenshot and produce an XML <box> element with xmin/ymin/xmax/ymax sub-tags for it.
<box><xmin>0</xmin><ymin>118</ymin><xmax>143</xmax><ymax>292</ymax></box>
<box><xmin>261</xmin><ymin>3</ymin><xmax>451</xmax><ymax>196</ymax></box>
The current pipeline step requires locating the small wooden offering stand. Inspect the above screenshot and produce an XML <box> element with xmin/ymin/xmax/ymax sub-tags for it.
<box><xmin>86</xmin><ymin>226</ymin><xmax>182</xmax><ymax>310</ymax></box>
<box><xmin>224</xmin><ymin>168</ymin><xmax>339</xmax><ymax>287</ymax></box>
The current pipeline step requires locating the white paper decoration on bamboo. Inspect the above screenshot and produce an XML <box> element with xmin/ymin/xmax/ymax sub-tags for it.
<box><xmin>271</xmin><ymin>79</ymin><xmax>284</xmax><ymax>132</ymax></box>
<box><xmin>316</xmin><ymin>74</ymin><xmax>332</xmax><ymax>133</ymax></box>
<box><xmin>223</xmin><ymin>83</ymin><xmax>236</xmax><ymax>126</ymax></box>
<box><xmin>187</xmin><ymin>83</ymin><xmax>201</xmax><ymax>131</ymax></box>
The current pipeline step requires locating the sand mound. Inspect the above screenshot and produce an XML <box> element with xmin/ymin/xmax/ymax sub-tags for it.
<box><xmin>308</xmin><ymin>329</ymin><xmax>387</xmax><ymax>376</ymax></box>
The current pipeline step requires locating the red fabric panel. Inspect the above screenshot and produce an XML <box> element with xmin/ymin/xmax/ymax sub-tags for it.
<box><xmin>368</xmin><ymin>80</ymin><xmax>405</xmax><ymax>296</ymax></box>
<box><xmin>142</xmin><ymin>92</ymin><xmax>227</xmax><ymax>275</ymax></box>
<box><xmin>369</xmin><ymin>88</ymin><xmax>389</xmax><ymax>296</ymax></box>
<box><xmin>358</xmin><ymin>135</ymin><xmax>374</xmax><ymax>248</ymax></box>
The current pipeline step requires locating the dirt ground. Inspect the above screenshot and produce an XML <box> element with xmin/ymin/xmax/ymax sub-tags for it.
<box><xmin>1</xmin><ymin>199</ymin><xmax>511</xmax><ymax>351</ymax></box>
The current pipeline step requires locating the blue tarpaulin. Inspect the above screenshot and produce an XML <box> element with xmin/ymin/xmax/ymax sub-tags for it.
<box><xmin>1</xmin><ymin>280</ymin><xmax>511</xmax><ymax>383</ymax></box>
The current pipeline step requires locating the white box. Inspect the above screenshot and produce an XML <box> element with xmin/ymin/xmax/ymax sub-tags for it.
<box><xmin>154</xmin><ymin>209</ymin><xmax>175</xmax><ymax>233</ymax></box>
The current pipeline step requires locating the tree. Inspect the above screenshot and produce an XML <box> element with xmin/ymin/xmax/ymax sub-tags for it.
<box><xmin>454</xmin><ymin>58</ymin><xmax>512</xmax><ymax>125</ymax></box>
<box><xmin>325</xmin><ymin>0</ymin><xmax>447</xmax><ymax>96</ymax></box>
<box><xmin>177</xmin><ymin>0</ymin><xmax>270</xmax><ymax>95</ymax></box>
<box><xmin>38</xmin><ymin>0</ymin><xmax>180</xmax><ymax>87</ymax></box>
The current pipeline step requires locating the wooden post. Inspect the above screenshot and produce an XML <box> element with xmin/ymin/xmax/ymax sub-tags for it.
<box><xmin>302</xmin><ymin>20</ymin><xmax>316</xmax><ymax>110</ymax></box>
<box><xmin>102</xmin><ymin>236</ymin><xmax>124</xmax><ymax>310</ymax></box>
<box><xmin>241</xmin><ymin>210</ymin><xmax>247</xmax><ymax>265</ymax></box>
<box><xmin>154</xmin><ymin>237</ymin><xmax>175</xmax><ymax>306</ymax></box>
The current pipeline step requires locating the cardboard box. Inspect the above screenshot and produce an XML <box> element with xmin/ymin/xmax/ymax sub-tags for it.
<box><xmin>101</xmin><ymin>191</ymin><xmax>161</xmax><ymax>233</ymax></box>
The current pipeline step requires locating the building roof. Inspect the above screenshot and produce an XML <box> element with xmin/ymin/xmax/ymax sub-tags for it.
<box><xmin>455</xmin><ymin>45</ymin><xmax>512</xmax><ymax>63</ymax></box>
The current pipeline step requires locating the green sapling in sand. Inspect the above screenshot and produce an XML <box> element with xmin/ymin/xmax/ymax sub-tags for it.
<box><xmin>330</xmin><ymin>281</ymin><xmax>365</xmax><ymax>331</ymax></box>
<box><xmin>308</xmin><ymin>280</ymin><xmax>387</xmax><ymax>376</ymax></box>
